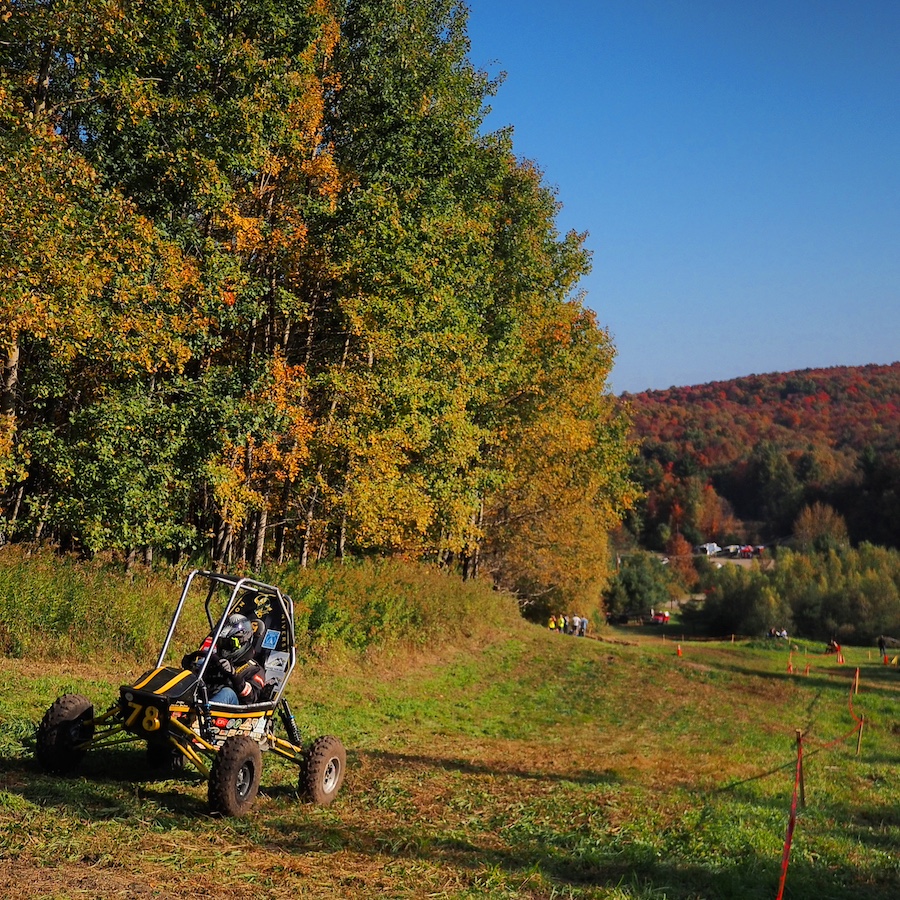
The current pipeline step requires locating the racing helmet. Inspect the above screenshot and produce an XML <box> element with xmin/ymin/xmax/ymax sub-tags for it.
<box><xmin>216</xmin><ymin>613</ymin><xmax>254</xmax><ymax>665</ymax></box>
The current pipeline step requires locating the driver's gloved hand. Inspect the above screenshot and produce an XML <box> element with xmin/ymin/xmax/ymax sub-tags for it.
<box><xmin>218</xmin><ymin>658</ymin><xmax>235</xmax><ymax>676</ymax></box>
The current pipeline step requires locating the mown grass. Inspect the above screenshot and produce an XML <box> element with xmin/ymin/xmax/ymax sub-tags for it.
<box><xmin>0</xmin><ymin>555</ymin><xmax>899</xmax><ymax>898</ymax></box>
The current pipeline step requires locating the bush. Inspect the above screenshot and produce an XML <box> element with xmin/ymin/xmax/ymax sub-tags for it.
<box><xmin>0</xmin><ymin>548</ymin><xmax>186</xmax><ymax>661</ymax></box>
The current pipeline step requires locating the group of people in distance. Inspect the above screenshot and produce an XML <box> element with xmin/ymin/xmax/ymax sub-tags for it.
<box><xmin>548</xmin><ymin>614</ymin><xmax>588</xmax><ymax>637</ymax></box>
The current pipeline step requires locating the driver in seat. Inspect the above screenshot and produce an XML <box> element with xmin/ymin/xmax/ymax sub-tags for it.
<box><xmin>182</xmin><ymin>614</ymin><xmax>267</xmax><ymax>705</ymax></box>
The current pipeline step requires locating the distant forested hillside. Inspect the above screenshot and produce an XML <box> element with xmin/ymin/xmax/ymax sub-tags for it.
<box><xmin>624</xmin><ymin>363</ymin><xmax>900</xmax><ymax>550</ymax></box>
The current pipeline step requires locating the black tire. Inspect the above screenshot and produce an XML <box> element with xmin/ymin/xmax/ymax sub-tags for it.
<box><xmin>301</xmin><ymin>735</ymin><xmax>346</xmax><ymax>805</ymax></box>
<box><xmin>208</xmin><ymin>736</ymin><xmax>262</xmax><ymax>817</ymax></box>
<box><xmin>35</xmin><ymin>693</ymin><xmax>94</xmax><ymax>774</ymax></box>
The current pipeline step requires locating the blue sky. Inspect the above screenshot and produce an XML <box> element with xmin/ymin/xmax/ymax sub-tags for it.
<box><xmin>465</xmin><ymin>0</ymin><xmax>900</xmax><ymax>394</ymax></box>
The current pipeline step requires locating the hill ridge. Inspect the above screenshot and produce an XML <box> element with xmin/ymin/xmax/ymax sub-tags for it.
<box><xmin>624</xmin><ymin>361</ymin><xmax>900</xmax><ymax>548</ymax></box>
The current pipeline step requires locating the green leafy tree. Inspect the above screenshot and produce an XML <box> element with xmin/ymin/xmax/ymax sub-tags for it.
<box><xmin>29</xmin><ymin>388</ymin><xmax>198</xmax><ymax>558</ymax></box>
<box><xmin>603</xmin><ymin>553</ymin><xmax>671</xmax><ymax>619</ymax></box>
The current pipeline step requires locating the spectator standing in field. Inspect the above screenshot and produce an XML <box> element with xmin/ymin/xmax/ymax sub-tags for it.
<box><xmin>571</xmin><ymin>615</ymin><xmax>580</xmax><ymax>636</ymax></box>
<box><xmin>579</xmin><ymin>616</ymin><xmax>588</xmax><ymax>637</ymax></box>
<box><xmin>548</xmin><ymin>614</ymin><xmax>557</xmax><ymax>633</ymax></box>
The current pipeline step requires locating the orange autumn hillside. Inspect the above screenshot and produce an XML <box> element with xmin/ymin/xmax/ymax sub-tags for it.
<box><xmin>623</xmin><ymin>362</ymin><xmax>900</xmax><ymax>550</ymax></box>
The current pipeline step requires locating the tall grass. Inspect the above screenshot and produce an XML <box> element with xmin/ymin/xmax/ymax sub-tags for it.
<box><xmin>0</xmin><ymin>548</ymin><xmax>182</xmax><ymax>660</ymax></box>
<box><xmin>0</xmin><ymin>549</ymin><xmax>520</xmax><ymax>662</ymax></box>
<box><xmin>275</xmin><ymin>557</ymin><xmax>521</xmax><ymax>653</ymax></box>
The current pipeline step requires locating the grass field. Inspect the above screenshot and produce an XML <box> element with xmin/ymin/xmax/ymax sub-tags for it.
<box><xmin>1</xmin><ymin>619</ymin><xmax>899</xmax><ymax>899</ymax></box>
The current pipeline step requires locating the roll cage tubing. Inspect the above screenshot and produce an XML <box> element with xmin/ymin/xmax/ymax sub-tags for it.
<box><xmin>155</xmin><ymin>570</ymin><xmax>296</xmax><ymax>687</ymax></box>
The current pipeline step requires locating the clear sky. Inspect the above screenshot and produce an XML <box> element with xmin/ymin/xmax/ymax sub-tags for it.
<box><xmin>465</xmin><ymin>0</ymin><xmax>900</xmax><ymax>394</ymax></box>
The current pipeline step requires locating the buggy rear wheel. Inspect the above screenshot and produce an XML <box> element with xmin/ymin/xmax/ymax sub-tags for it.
<box><xmin>35</xmin><ymin>694</ymin><xmax>95</xmax><ymax>774</ymax></box>
<box><xmin>301</xmin><ymin>735</ymin><xmax>346</xmax><ymax>805</ymax></box>
<box><xmin>208</xmin><ymin>736</ymin><xmax>262</xmax><ymax>817</ymax></box>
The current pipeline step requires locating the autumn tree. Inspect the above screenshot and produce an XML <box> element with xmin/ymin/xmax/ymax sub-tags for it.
<box><xmin>303</xmin><ymin>0</ymin><xmax>503</xmax><ymax>561</ymax></box>
<box><xmin>2</xmin><ymin>0</ymin><xmax>337</xmax><ymax>561</ymax></box>
<box><xmin>665</xmin><ymin>532</ymin><xmax>698</xmax><ymax>592</ymax></box>
<box><xmin>477</xmin><ymin>164</ymin><xmax>637</xmax><ymax>608</ymax></box>
<box><xmin>0</xmin><ymin>64</ymin><xmax>203</xmax><ymax>547</ymax></box>
<box><xmin>793</xmin><ymin>502</ymin><xmax>849</xmax><ymax>553</ymax></box>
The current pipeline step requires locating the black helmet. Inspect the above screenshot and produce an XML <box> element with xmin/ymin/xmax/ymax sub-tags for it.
<box><xmin>216</xmin><ymin>614</ymin><xmax>254</xmax><ymax>665</ymax></box>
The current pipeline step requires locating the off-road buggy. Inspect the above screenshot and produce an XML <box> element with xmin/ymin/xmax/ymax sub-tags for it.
<box><xmin>34</xmin><ymin>570</ymin><xmax>346</xmax><ymax>816</ymax></box>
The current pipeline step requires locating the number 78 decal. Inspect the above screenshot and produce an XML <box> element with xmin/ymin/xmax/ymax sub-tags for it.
<box><xmin>125</xmin><ymin>701</ymin><xmax>162</xmax><ymax>732</ymax></box>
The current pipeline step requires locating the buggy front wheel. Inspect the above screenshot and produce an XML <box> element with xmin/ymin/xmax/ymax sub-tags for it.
<box><xmin>208</xmin><ymin>736</ymin><xmax>262</xmax><ymax>817</ymax></box>
<box><xmin>35</xmin><ymin>694</ymin><xmax>94</xmax><ymax>774</ymax></box>
<box><xmin>301</xmin><ymin>735</ymin><xmax>346</xmax><ymax>805</ymax></box>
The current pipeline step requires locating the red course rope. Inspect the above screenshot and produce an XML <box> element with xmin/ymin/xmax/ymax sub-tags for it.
<box><xmin>776</xmin><ymin>738</ymin><xmax>803</xmax><ymax>900</ymax></box>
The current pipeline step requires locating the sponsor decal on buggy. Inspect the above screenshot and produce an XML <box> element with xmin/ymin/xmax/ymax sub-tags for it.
<box><xmin>205</xmin><ymin>715</ymin><xmax>269</xmax><ymax>744</ymax></box>
<box><xmin>253</xmin><ymin>596</ymin><xmax>273</xmax><ymax>619</ymax></box>
<box><xmin>262</xmin><ymin>629</ymin><xmax>281</xmax><ymax>650</ymax></box>
<box><xmin>262</xmin><ymin>651</ymin><xmax>290</xmax><ymax>692</ymax></box>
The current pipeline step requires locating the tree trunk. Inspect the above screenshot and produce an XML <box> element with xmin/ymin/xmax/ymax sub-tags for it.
<box><xmin>336</xmin><ymin>509</ymin><xmax>347</xmax><ymax>560</ymax></box>
<box><xmin>471</xmin><ymin>501</ymin><xmax>484</xmax><ymax>579</ymax></box>
<box><xmin>461</xmin><ymin>503</ymin><xmax>483</xmax><ymax>581</ymax></box>
<box><xmin>8</xmin><ymin>484</ymin><xmax>24</xmax><ymax>525</ymax></box>
<box><xmin>34</xmin><ymin>41</ymin><xmax>53</xmax><ymax>117</ymax></box>
<box><xmin>300</xmin><ymin>332</ymin><xmax>351</xmax><ymax>567</ymax></box>
<box><xmin>32</xmin><ymin>500</ymin><xmax>49</xmax><ymax>542</ymax></box>
<box><xmin>1</xmin><ymin>341</ymin><xmax>19</xmax><ymax>419</ymax></box>
<box><xmin>300</xmin><ymin>482</ymin><xmax>319</xmax><ymax>568</ymax></box>
<box><xmin>213</xmin><ymin>517</ymin><xmax>232</xmax><ymax>570</ymax></box>
<box><xmin>252</xmin><ymin>505</ymin><xmax>267</xmax><ymax>571</ymax></box>
<box><xmin>275</xmin><ymin>482</ymin><xmax>290</xmax><ymax>564</ymax></box>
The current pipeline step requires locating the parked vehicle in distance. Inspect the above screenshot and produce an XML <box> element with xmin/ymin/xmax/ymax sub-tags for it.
<box><xmin>694</xmin><ymin>542</ymin><xmax>722</xmax><ymax>556</ymax></box>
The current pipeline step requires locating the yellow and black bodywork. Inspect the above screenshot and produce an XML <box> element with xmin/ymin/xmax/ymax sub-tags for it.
<box><xmin>113</xmin><ymin>664</ymin><xmax>305</xmax><ymax>777</ymax></box>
